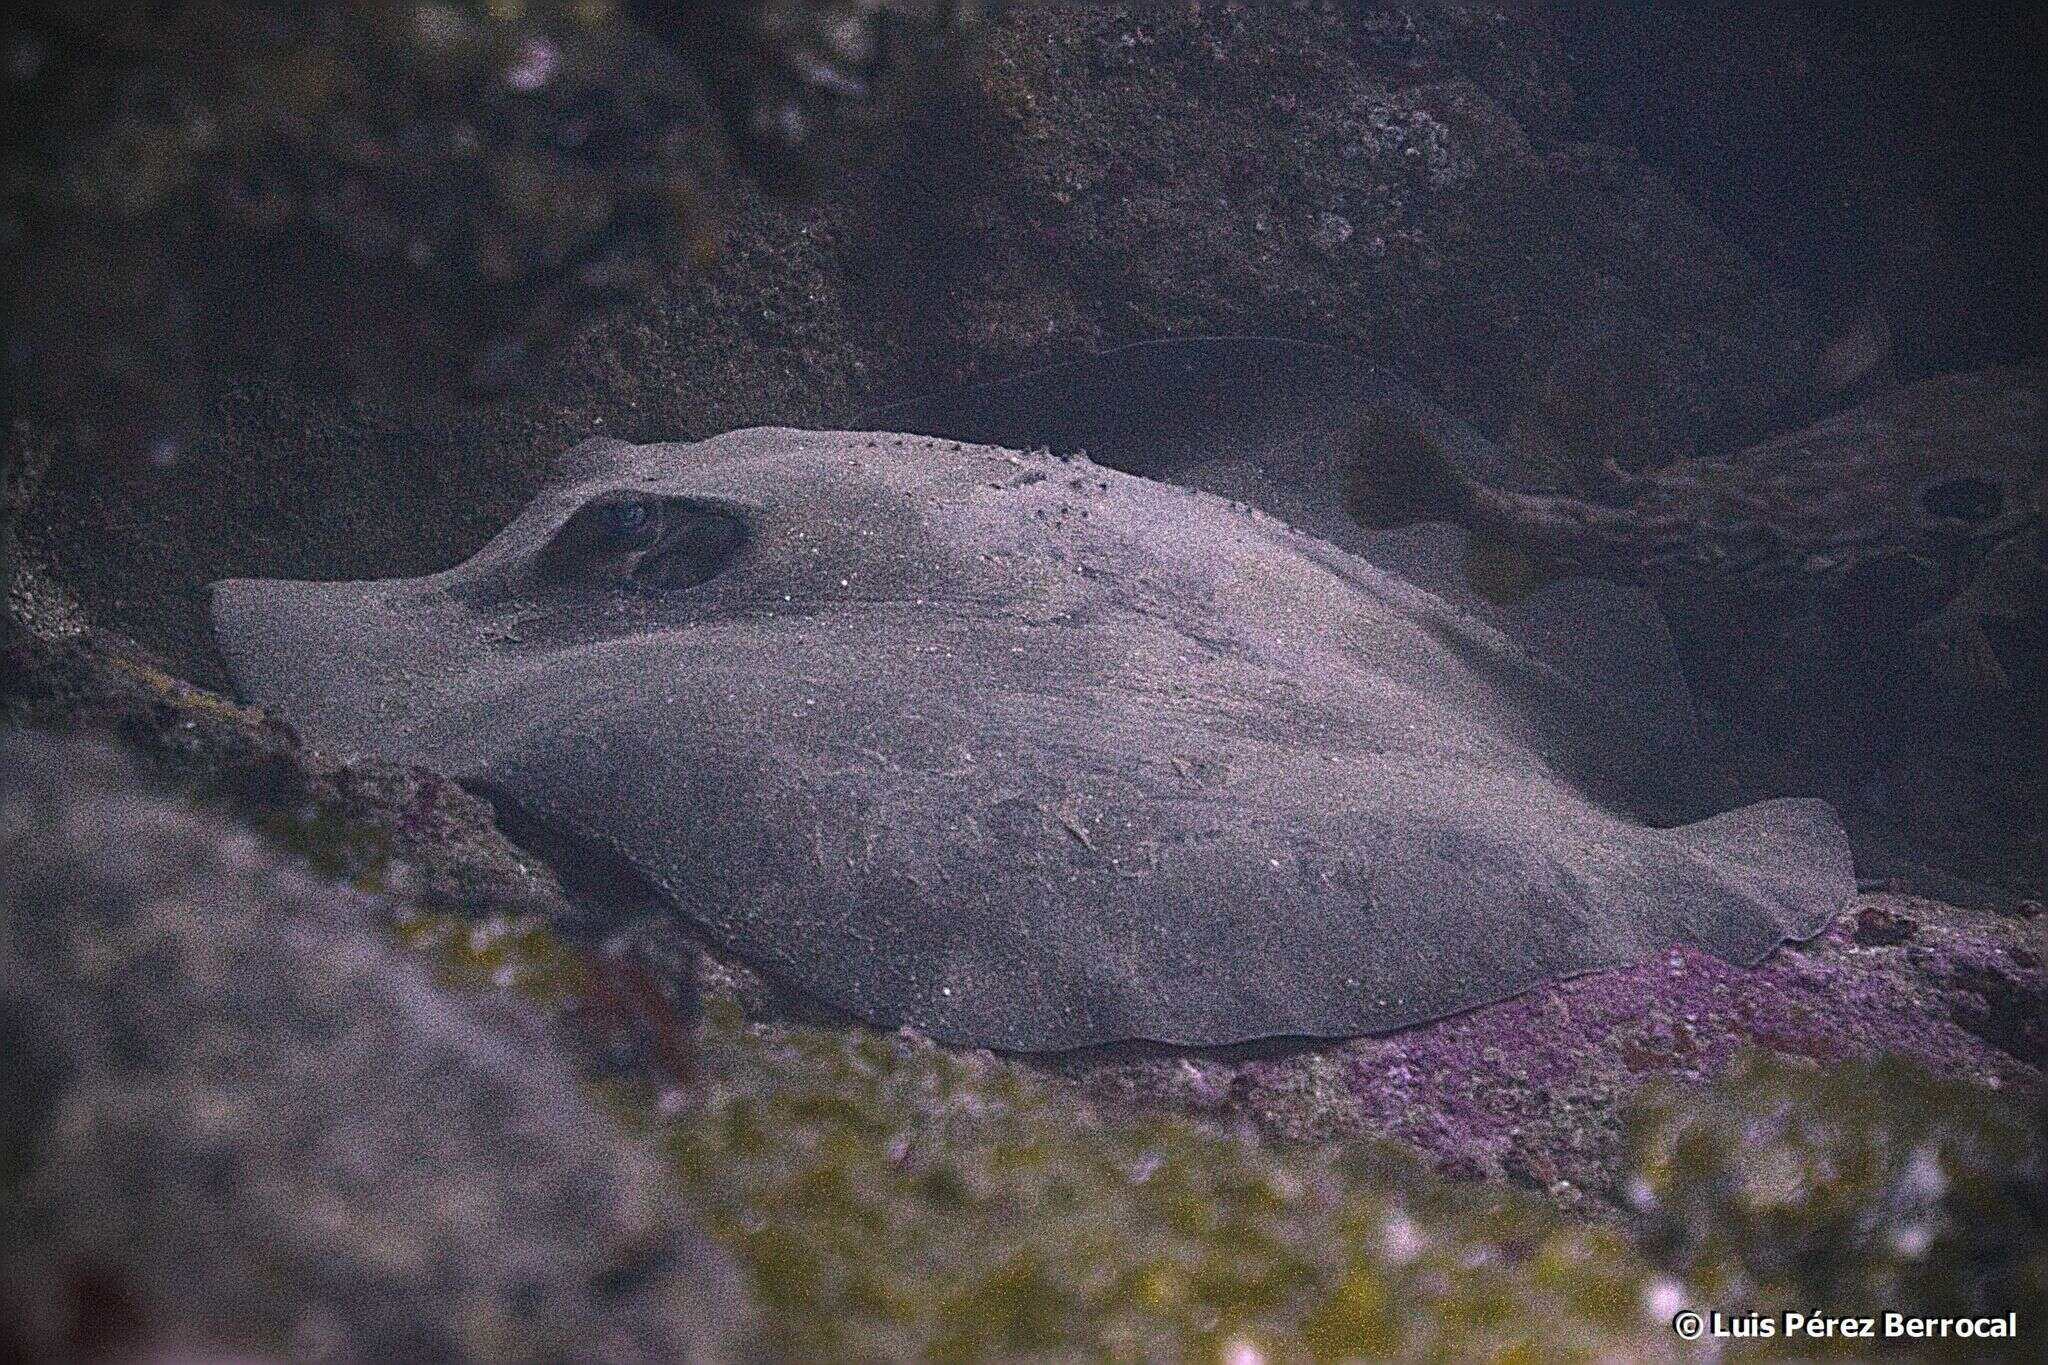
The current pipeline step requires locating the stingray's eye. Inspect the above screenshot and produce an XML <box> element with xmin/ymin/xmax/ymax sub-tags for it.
<box><xmin>1919</xmin><ymin>475</ymin><xmax>2006</xmax><ymax>525</ymax></box>
<box><xmin>538</xmin><ymin>493</ymin><xmax>665</xmax><ymax>585</ymax></box>
<box><xmin>632</xmin><ymin>504</ymin><xmax>749</xmax><ymax>591</ymax></box>
<box><xmin>540</xmin><ymin>493</ymin><xmax>746</xmax><ymax>592</ymax></box>
<box><xmin>594</xmin><ymin>497</ymin><xmax>656</xmax><ymax>542</ymax></box>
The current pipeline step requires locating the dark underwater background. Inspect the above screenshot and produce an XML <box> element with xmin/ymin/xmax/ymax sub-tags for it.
<box><xmin>3</xmin><ymin>3</ymin><xmax>2042</xmax><ymax>1359</ymax></box>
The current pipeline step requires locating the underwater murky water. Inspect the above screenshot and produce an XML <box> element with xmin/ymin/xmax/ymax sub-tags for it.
<box><xmin>4</xmin><ymin>3</ymin><xmax>2042</xmax><ymax>1360</ymax></box>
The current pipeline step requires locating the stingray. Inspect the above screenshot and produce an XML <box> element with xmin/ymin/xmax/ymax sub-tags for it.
<box><xmin>210</xmin><ymin>427</ymin><xmax>1853</xmax><ymax>1051</ymax></box>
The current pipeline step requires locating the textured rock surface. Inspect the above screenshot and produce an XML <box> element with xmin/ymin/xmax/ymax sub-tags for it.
<box><xmin>0</xmin><ymin>730</ymin><xmax>749</xmax><ymax>1364</ymax></box>
<box><xmin>1557</xmin><ymin>1</ymin><xmax>2047</xmax><ymax>382</ymax></box>
<box><xmin>23</xmin><ymin>0</ymin><xmax>1813</xmax><ymax>685</ymax></box>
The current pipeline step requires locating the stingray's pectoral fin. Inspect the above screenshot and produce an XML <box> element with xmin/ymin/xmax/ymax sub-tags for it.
<box><xmin>1507</xmin><ymin>575</ymin><xmax>1706</xmax><ymax>789</ymax></box>
<box><xmin>207</xmin><ymin>574</ymin><xmax>462</xmax><ymax>750</ymax></box>
<box><xmin>1350</xmin><ymin>524</ymin><xmax>1708</xmax><ymax>805</ymax></box>
<box><xmin>208</xmin><ymin>576</ymin><xmax>309</xmax><ymax>697</ymax></box>
<box><xmin>1665</xmin><ymin>796</ymin><xmax>1856</xmax><ymax>960</ymax></box>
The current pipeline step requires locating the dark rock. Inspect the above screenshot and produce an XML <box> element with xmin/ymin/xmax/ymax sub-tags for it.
<box><xmin>21</xmin><ymin>0</ymin><xmax>1811</xmax><ymax>686</ymax></box>
<box><xmin>628</xmin><ymin>0</ymin><xmax>994</xmax><ymax>188</ymax></box>
<box><xmin>4</xmin><ymin>1</ymin><xmax>732</xmax><ymax>428</ymax></box>
<box><xmin>1854</xmin><ymin>903</ymin><xmax>1919</xmax><ymax>946</ymax></box>
<box><xmin>0</xmin><ymin>731</ymin><xmax>751</xmax><ymax>1363</ymax></box>
<box><xmin>1553</xmin><ymin>1</ymin><xmax>2047</xmax><ymax>380</ymax></box>
<box><xmin>1946</xmin><ymin>957</ymin><xmax>2048</xmax><ymax>1068</ymax></box>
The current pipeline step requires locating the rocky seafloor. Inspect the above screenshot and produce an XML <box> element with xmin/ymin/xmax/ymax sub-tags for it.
<box><xmin>4</xmin><ymin>1</ymin><xmax>2044</xmax><ymax>1360</ymax></box>
<box><xmin>1</xmin><ymin>628</ymin><xmax>2041</xmax><ymax>1360</ymax></box>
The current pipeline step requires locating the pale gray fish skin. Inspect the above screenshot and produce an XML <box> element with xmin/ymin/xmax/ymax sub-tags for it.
<box><xmin>211</xmin><ymin>427</ymin><xmax>1853</xmax><ymax>1052</ymax></box>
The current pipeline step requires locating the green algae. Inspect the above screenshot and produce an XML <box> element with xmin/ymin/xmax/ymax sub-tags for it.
<box><xmin>1627</xmin><ymin>1052</ymin><xmax>2047</xmax><ymax>1339</ymax></box>
<box><xmin>368</xmin><ymin>905</ymin><xmax>2043</xmax><ymax>1362</ymax></box>
<box><xmin>662</xmin><ymin>1013</ymin><xmax>1675</xmax><ymax>1362</ymax></box>
<box><xmin>355</xmin><ymin>909</ymin><xmax>1683</xmax><ymax>1360</ymax></box>
<box><xmin>390</xmin><ymin>908</ymin><xmax>592</xmax><ymax>1009</ymax></box>
<box><xmin>255</xmin><ymin>803</ymin><xmax>397</xmax><ymax>893</ymax></box>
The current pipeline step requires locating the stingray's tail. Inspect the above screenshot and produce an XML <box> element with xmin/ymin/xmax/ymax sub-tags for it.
<box><xmin>1348</xmin><ymin>402</ymin><xmax>1663</xmax><ymax>575</ymax></box>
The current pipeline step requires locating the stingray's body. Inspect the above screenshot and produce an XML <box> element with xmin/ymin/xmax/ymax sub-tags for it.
<box><xmin>212</xmin><ymin>428</ymin><xmax>1852</xmax><ymax>1051</ymax></box>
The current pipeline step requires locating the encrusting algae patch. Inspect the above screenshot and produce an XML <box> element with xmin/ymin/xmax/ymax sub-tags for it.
<box><xmin>402</xmin><ymin>910</ymin><xmax>2043</xmax><ymax>1362</ymax></box>
<box><xmin>664</xmin><ymin>1006</ymin><xmax>1667</xmax><ymax>1362</ymax></box>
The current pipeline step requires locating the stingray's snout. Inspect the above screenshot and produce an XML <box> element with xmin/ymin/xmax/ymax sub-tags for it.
<box><xmin>206</xmin><ymin>571</ymin><xmax>469</xmax><ymax>748</ymax></box>
<box><xmin>207</xmin><ymin>574</ymin><xmax>292</xmax><ymax>644</ymax></box>
<box><xmin>209</xmin><ymin>575</ymin><xmax>299</xmax><ymax>697</ymax></box>
<box><xmin>207</xmin><ymin>576</ymin><xmax>259</xmax><ymax>642</ymax></box>
<box><xmin>207</xmin><ymin>573</ymin><xmax>392</xmax><ymax>707</ymax></box>
<box><xmin>206</xmin><ymin>576</ymin><xmax>254</xmax><ymax>618</ymax></box>
<box><xmin>208</xmin><ymin>574</ymin><xmax>370</xmax><ymax>643</ymax></box>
